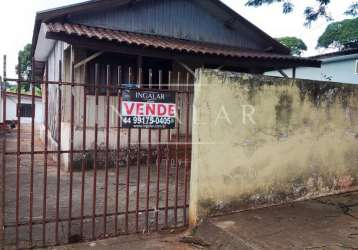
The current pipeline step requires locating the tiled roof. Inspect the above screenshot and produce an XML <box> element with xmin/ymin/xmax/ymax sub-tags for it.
<box><xmin>310</xmin><ymin>48</ymin><xmax>358</xmax><ymax>60</ymax></box>
<box><xmin>46</xmin><ymin>22</ymin><xmax>320</xmax><ymax>66</ymax></box>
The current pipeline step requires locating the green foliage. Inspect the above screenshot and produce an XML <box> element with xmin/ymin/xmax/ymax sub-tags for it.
<box><xmin>245</xmin><ymin>0</ymin><xmax>358</xmax><ymax>26</ymax></box>
<box><xmin>16</xmin><ymin>44</ymin><xmax>32</xmax><ymax>82</ymax></box>
<box><xmin>13</xmin><ymin>43</ymin><xmax>42</xmax><ymax>96</ymax></box>
<box><xmin>7</xmin><ymin>85</ymin><xmax>42</xmax><ymax>96</ymax></box>
<box><xmin>34</xmin><ymin>87</ymin><xmax>42</xmax><ymax>96</ymax></box>
<box><xmin>277</xmin><ymin>37</ymin><xmax>307</xmax><ymax>56</ymax></box>
<box><xmin>317</xmin><ymin>17</ymin><xmax>358</xmax><ymax>48</ymax></box>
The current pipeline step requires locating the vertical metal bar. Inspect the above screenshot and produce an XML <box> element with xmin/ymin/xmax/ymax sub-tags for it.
<box><xmin>1</xmin><ymin>55</ymin><xmax>7</xmax><ymax>249</ymax></box>
<box><xmin>145</xmin><ymin>69</ymin><xmax>153</xmax><ymax>232</ymax></box>
<box><xmin>55</xmin><ymin>60</ymin><xmax>62</xmax><ymax>245</ymax></box>
<box><xmin>158</xmin><ymin>70</ymin><xmax>162</xmax><ymax>90</ymax></box>
<box><xmin>68</xmin><ymin>62</ymin><xmax>75</xmax><ymax>240</ymax></box>
<box><xmin>92</xmin><ymin>64</ymin><xmax>99</xmax><ymax>240</ymax></box>
<box><xmin>135</xmin><ymin>67</ymin><xmax>142</xmax><ymax>233</ymax></box>
<box><xmin>155</xmin><ymin>70</ymin><xmax>162</xmax><ymax>231</ymax></box>
<box><xmin>124</xmin><ymin>128</ymin><xmax>131</xmax><ymax>234</ymax></box>
<box><xmin>29</xmin><ymin>59</ymin><xmax>36</xmax><ymax>248</ymax></box>
<box><xmin>125</xmin><ymin>67</ymin><xmax>132</xmax><ymax>234</ymax></box>
<box><xmin>42</xmin><ymin>62</ymin><xmax>49</xmax><ymax>247</ymax></box>
<box><xmin>2</xmin><ymin>56</ymin><xmax>6</xmax><ymax>129</ymax></box>
<box><xmin>174</xmin><ymin>72</ymin><xmax>180</xmax><ymax>227</ymax></box>
<box><xmin>80</xmin><ymin>64</ymin><xmax>88</xmax><ymax>238</ymax></box>
<box><xmin>148</xmin><ymin>69</ymin><xmax>152</xmax><ymax>89</ymax></box>
<box><xmin>124</xmin><ymin>67</ymin><xmax>132</xmax><ymax>234</ymax></box>
<box><xmin>186</xmin><ymin>73</ymin><xmax>190</xmax><ymax>91</ymax></box>
<box><xmin>15</xmin><ymin>56</ymin><xmax>21</xmax><ymax>249</ymax></box>
<box><xmin>129</xmin><ymin>67</ymin><xmax>132</xmax><ymax>85</ymax></box>
<box><xmin>164</xmin><ymin>71</ymin><xmax>171</xmax><ymax>228</ymax></box>
<box><xmin>3</xmin><ymin>55</ymin><xmax>6</xmax><ymax>126</ymax></box>
<box><xmin>183</xmin><ymin>73</ymin><xmax>190</xmax><ymax>226</ymax></box>
<box><xmin>103</xmin><ymin>65</ymin><xmax>111</xmax><ymax>236</ymax></box>
<box><xmin>0</xmin><ymin>75</ymin><xmax>2</xmax><ymax>250</ymax></box>
<box><xmin>114</xmin><ymin>66</ymin><xmax>122</xmax><ymax>235</ymax></box>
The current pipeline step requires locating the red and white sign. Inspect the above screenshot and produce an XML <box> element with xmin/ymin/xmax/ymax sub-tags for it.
<box><xmin>121</xmin><ymin>101</ymin><xmax>176</xmax><ymax>117</ymax></box>
<box><xmin>120</xmin><ymin>90</ymin><xmax>177</xmax><ymax>129</ymax></box>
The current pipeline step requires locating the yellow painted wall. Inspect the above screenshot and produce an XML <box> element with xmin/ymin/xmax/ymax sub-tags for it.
<box><xmin>189</xmin><ymin>69</ymin><xmax>358</xmax><ymax>225</ymax></box>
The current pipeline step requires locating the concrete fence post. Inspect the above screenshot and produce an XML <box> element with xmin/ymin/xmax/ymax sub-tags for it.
<box><xmin>188</xmin><ymin>69</ymin><xmax>202</xmax><ymax>227</ymax></box>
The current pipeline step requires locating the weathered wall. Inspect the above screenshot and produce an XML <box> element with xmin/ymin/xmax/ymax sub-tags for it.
<box><xmin>189</xmin><ymin>69</ymin><xmax>358</xmax><ymax>224</ymax></box>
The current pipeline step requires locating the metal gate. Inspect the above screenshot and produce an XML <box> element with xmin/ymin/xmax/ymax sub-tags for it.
<box><xmin>0</xmin><ymin>56</ymin><xmax>193</xmax><ymax>249</ymax></box>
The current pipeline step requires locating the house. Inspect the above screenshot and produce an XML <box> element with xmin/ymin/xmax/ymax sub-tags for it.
<box><xmin>0</xmin><ymin>91</ymin><xmax>43</xmax><ymax>126</ymax></box>
<box><xmin>31</xmin><ymin>0</ymin><xmax>320</xmax><ymax>170</ymax></box>
<box><xmin>266</xmin><ymin>48</ymin><xmax>358</xmax><ymax>84</ymax></box>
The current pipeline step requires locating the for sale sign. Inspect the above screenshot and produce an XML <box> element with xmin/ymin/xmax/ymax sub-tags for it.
<box><xmin>121</xmin><ymin>90</ymin><xmax>176</xmax><ymax>129</ymax></box>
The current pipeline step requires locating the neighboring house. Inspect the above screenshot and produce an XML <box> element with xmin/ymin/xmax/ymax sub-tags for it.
<box><xmin>31</xmin><ymin>0</ymin><xmax>320</xmax><ymax>170</ymax></box>
<box><xmin>0</xmin><ymin>92</ymin><xmax>43</xmax><ymax>125</ymax></box>
<box><xmin>266</xmin><ymin>48</ymin><xmax>358</xmax><ymax>84</ymax></box>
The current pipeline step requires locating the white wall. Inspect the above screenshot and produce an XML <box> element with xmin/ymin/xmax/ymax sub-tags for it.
<box><xmin>266</xmin><ymin>57</ymin><xmax>358</xmax><ymax>85</ymax></box>
<box><xmin>0</xmin><ymin>94</ymin><xmax>43</xmax><ymax>124</ymax></box>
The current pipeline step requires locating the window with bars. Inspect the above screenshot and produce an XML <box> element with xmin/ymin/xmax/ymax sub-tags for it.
<box><xmin>17</xmin><ymin>103</ymin><xmax>34</xmax><ymax>118</ymax></box>
<box><xmin>85</xmin><ymin>56</ymin><xmax>173</xmax><ymax>95</ymax></box>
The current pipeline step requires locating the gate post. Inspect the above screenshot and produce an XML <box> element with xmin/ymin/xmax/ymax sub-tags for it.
<box><xmin>1</xmin><ymin>55</ymin><xmax>6</xmax><ymax>249</ymax></box>
<box><xmin>0</xmin><ymin>133</ymin><xmax>4</xmax><ymax>249</ymax></box>
<box><xmin>188</xmin><ymin>70</ymin><xmax>201</xmax><ymax>227</ymax></box>
<box><xmin>0</xmin><ymin>75</ymin><xmax>4</xmax><ymax>248</ymax></box>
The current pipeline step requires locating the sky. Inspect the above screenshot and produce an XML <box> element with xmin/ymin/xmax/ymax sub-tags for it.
<box><xmin>0</xmin><ymin>0</ymin><xmax>354</xmax><ymax>77</ymax></box>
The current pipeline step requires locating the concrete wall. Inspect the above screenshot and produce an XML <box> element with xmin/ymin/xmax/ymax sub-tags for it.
<box><xmin>266</xmin><ymin>57</ymin><xmax>358</xmax><ymax>85</ymax></box>
<box><xmin>189</xmin><ymin>69</ymin><xmax>358</xmax><ymax>224</ymax></box>
<box><xmin>0</xmin><ymin>94</ymin><xmax>43</xmax><ymax>124</ymax></box>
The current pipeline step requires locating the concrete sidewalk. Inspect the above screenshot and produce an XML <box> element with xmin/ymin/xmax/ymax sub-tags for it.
<box><xmin>47</xmin><ymin>191</ymin><xmax>358</xmax><ymax>250</ymax></box>
<box><xmin>195</xmin><ymin>191</ymin><xmax>358</xmax><ymax>250</ymax></box>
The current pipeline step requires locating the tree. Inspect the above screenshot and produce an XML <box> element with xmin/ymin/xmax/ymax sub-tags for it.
<box><xmin>317</xmin><ymin>17</ymin><xmax>358</xmax><ymax>49</ymax></box>
<box><xmin>14</xmin><ymin>43</ymin><xmax>41</xmax><ymax>95</ymax></box>
<box><xmin>16</xmin><ymin>43</ymin><xmax>32</xmax><ymax>80</ymax></box>
<box><xmin>245</xmin><ymin>0</ymin><xmax>358</xmax><ymax>26</ymax></box>
<box><xmin>277</xmin><ymin>37</ymin><xmax>308</xmax><ymax>56</ymax></box>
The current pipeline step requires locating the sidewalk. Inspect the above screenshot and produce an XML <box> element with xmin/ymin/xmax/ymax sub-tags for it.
<box><xmin>46</xmin><ymin>191</ymin><xmax>358</xmax><ymax>250</ymax></box>
<box><xmin>195</xmin><ymin>191</ymin><xmax>358</xmax><ymax>250</ymax></box>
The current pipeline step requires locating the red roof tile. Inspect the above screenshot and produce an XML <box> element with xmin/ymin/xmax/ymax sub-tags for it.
<box><xmin>46</xmin><ymin>22</ymin><xmax>320</xmax><ymax>66</ymax></box>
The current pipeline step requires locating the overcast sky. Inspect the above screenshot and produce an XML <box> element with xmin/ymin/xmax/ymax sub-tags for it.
<box><xmin>0</xmin><ymin>0</ymin><xmax>353</xmax><ymax>77</ymax></box>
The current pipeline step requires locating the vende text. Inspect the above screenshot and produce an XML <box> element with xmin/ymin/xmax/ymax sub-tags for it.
<box><xmin>122</xmin><ymin>101</ymin><xmax>176</xmax><ymax>117</ymax></box>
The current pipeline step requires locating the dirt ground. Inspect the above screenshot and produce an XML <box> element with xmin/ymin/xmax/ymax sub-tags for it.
<box><xmin>45</xmin><ymin>191</ymin><xmax>358</xmax><ymax>250</ymax></box>
<box><xmin>2</xmin><ymin>125</ymin><xmax>189</xmax><ymax>249</ymax></box>
<box><xmin>46</xmin><ymin>230</ymin><xmax>196</xmax><ymax>250</ymax></box>
<box><xmin>195</xmin><ymin>191</ymin><xmax>358</xmax><ymax>250</ymax></box>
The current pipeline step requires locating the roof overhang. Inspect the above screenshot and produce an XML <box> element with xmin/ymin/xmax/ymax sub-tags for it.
<box><xmin>310</xmin><ymin>48</ymin><xmax>358</xmax><ymax>62</ymax></box>
<box><xmin>43</xmin><ymin>22</ymin><xmax>321</xmax><ymax>70</ymax></box>
<box><xmin>321</xmin><ymin>53</ymin><xmax>358</xmax><ymax>63</ymax></box>
<box><xmin>31</xmin><ymin>0</ymin><xmax>291</xmax><ymax>59</ymax></box>
<box><xmin>34</xmin><ymin>23</ymin><xmax>56</xmax><ymax>61</ymax></box>
<box><xmin>31</xmin><ymin>0</ymin><xmax>141</xmax><ymax>57</ymax></box>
